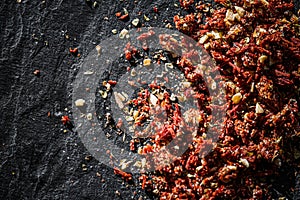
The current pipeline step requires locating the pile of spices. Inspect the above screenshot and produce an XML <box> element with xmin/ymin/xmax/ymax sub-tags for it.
<box><xmin>99</xmin><ymin>0</ymin><xmax>299</xmax><ymax>199</ymax></box>
<box><xmin>136</xmin><ymin>0</ymin><xmax>299</xmax><ymax>199</ymax></box>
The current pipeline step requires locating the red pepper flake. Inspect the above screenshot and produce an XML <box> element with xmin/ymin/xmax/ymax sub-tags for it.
<box><xmin>115</xmin><ymin>12</ymin><xmax>122</xmax><ymax>17</ymax></box>
<box><xmin>125</xmin><ymin>50</ymin><xmax>132</xmax><ymax>61</ymax></box>
<box><xmin>136</xmin><ymin>30</ymin><xmax>155</xmax><ymax>41</ymax></box>
<box><xmin>69</xmin><ymin>47</ymin><xmax>78</xmax><ymax>55</ymax></box>
<box><xmin>61</xmin><ymin>115</ymin><xmax>70</xmax><ymax>125</ymax></box>
<box><xmin>108</xmin><ymin>80</ymin><xmax>117</xmax><ymax>86</ymax></box>
<box><xmin>113</xmin><ymin>167</ymin><xmax>132</xmax><ymax>181</ymax></box>
<box><xmin>179</xmin><ymin>0</ymin><xmax>194</xmax><ymax>10</ymax></box>
<box><xmin>119</xmin><ymin>13</ymin><xmax>129</xmax><ymax>20</ymax></box>
<box><xmin>139</xmin><ymin>175</ymin><xmax>147</xmax><ymax>189</ymax></box>
<box><xmin>132</xmin><ymin>0</ymin><xmax>300</xmax><ymax>199</ymax></box>
<box><xmin>130</xmin><ymin>140</ymin><xmax>135</xmax><ymax>151</ymax></box>
<box><xmin>153</xmin><ymin>6</ymin><xmax>158</xmax><ymax>13</ymax></box>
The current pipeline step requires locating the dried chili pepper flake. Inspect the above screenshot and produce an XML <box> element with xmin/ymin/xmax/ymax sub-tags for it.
<box><xmin>107</xmin><ymin>1</ymin><xmax>300</xmax><ymax>198</ymax></box>
<box><xmin>107</xmin><ymin>80</ymin><xmax>117</xmax><ymax>86</ymax></box>
<box><xmin>119</xmin><ymin>13</ymin><xmax>129</xmax><ymax>20</ymax></box>
<box><xmin>125</xmin><ymin>50</ymin><xmax>132</xmax><ymax>60</ymax></box>
<box><xmin>130</xmin><ymin>140</ymin><xmax>135</xmax><ymax>151</ymax></box>
<box><xmin>113</xmin><ymin>167</ymin><xmax>132</xmax><ymax>181</ymax></box>
<box><xmin>115</xmin><ymin>12</ymin><xmax>122</xmax><ymax>17</ymax></box>
<box><xmin>69</xmin><ymin>47</ymin><xmax>78</xmax><ymax>55</ymax></box>
<box><xmin>136</xmin><ymin>30</ymin><xmax>155</xmax><ymax>41</ymax></box>
<box><xmin>61</xmin><ymin>115</ymin><xmax>70</xmax><ymax>125</ymax></box>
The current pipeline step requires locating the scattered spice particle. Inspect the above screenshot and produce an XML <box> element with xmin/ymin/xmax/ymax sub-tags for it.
<box><xmin>231</xmin><ymin>92</ymin><xmax>242</xmax><ymax>104</ymax></box>
<box><xmin>86</xmin><ymin>113</ymin><xmax>93</xmax><ymax>120</ymax></box>
<box><xmin>119</xmin><ymin>14</ymin><xmax>129</xmax><ymax>21</ymax></box>
<box><xmin>82</xmin><ymin>164</ymin><xmax>87</xmax><ymax>171</ymax></box>
<box><xmin>119</xmin><ymin>29</ymin><xmax>129</xmax><ymax>39</ymax></box>
<box><xmin>108</xmin><ymin>80</ymin><xmax>117</xmax><ymax>86</ymax></box>
<box><xmin>143</xmin><ymin>58</ymin><xmax>151</xmax><ymax>66</ymax></box>
<box><xmin>85</xmin><ymin>155</ymin><xmax>92</xmax><ymax>161</ymax></box>
<box><xmin>92</xmin><ymin>1</ymin><xmax>98</xmax><ymax>8</ymax></box>
<box><xmin>61</xmin><ymin>115</ymin><xmax>70</xmax><ymax>125</ymax></box>
<box><xmin>115</xmin><ymin>12</ymin><xmax>122</xmax><ymax>17</ymax></box>
<box><xmin>112</xmin><ymin>29</ymin><xmax>118</xmax><ymax>34</ymax></box>
<box><xmin>95</xmin><ymin>45</ymin><xmax>101</xmax><ymax>55</ymax></box>
<box><xmin>33</xmin><ymin>69</ymin><xmax>40</xmax><ymax>76</ymax></box>
<box><xmin>143</xmin><ymin>15</ymin><xmax>150</xmax><ymax>21</ymax></box>
<box><xmin>115</xmin><ymin>190</ymin><xmax>121</xmax><ymax>196</ymax></box>
<box><xmin>132</xmin><ymin>18</ymin><xmax>140</xmax><ymax>27</ymax></box>
<box><xmin>255</xmin><ymin>103</ymin><xmax>264</xmax><ymax>114</ymax></box>
<box><xmin>75</xmin><ymin>99</ymin><xmax>85</xmax><ymax>107</ymax></box>
<box><xmin>113</xmin><ymin>167</ymin><xmax>132</xmax><ymax>181</ymax></box>
<box><xmin>96</xmin><ymin>172</ymin><xmax>102</xmax><ymax>177</ymax></box>
<box><xmin>69</xmin><ymin>47</ymin><xmax>78</xmax><ymax>55</ymax></box>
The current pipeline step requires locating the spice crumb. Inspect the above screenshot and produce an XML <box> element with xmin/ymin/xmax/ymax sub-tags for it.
<box><xmin>231</xmin><ymin>92</ymin><xmax>242</xmax><ymax>104</ymax></box>
<box><xmin>95</xmin><ymin>45</ymin><xmax>101</xmax><ymax>55</ymax></box>
<box><xmin>255</xmin><ymin>103</ymin><xmax>264</xmax><ymax>114</ymax></box>
<box><xmin>112</xmin><ymin>29</ymin><xmax>118</xmax><ymax>34</ymax></box>
<box><xmin>75</xmin><ymin>99</ymin><xmax>86</xmax><ymax>107</ymax></box>
<box><xmin>115</xmin><ymin>190</ymin><xmax>121</xmax><ymax>196</ymax></box>
<box><xmin>144</xmin><ymin>15</ymin><xmax>150</xmax><ymax>21</ymax></box>
<box><xmin>143</xmin><ymin>58</ymin><xmax>151</xmax><ymax>66</ymax></box>
<box><xmin>132</xmin><ymin>18</ymin><xmax>140</xmax><ymax>27</ymax></box>
<box><xmin>33</xmin><ymin>69</ymin><xmax>40</xmax><ymax>76</ymax></box>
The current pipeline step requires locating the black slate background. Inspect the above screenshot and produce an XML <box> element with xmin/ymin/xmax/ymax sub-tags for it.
<box><xmin>0</xmin><ymin>0</ymin><xmax>180</xmax><ymax>199</ymax></box>
<box><xmin>0</xmin><ymin>0</ymin><xmax>299</xmax><ymax>200</ymax></box>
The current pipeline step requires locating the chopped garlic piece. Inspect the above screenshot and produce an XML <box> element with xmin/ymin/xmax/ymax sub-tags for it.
<box><xmin>258</xmin><ymin>55</ymin><xmax>268</xmax><ymax>63</ymax></box>
<box><xmin>132</xmin><ymin>18</ymin><xmax>139</xmax><ymax>27</ymax></box>
<box><xmin>119</xmin><ymin>29</ymin><xmax>129</xmax><ymax>39</ymax></box>
<box><xmin>75</xmin><ymin>99</ymin><xmax>86</xmax><ymax>107</ymax></box>
<box><xmin>255</xmin><ymin>103</ymin><xmax>264</xmax><ymax>114</ymax></box>
<box><xmin>199</xmin><ymin>35</ymin><xmax>209</xmax><ymax>44</ymax></box>
<box><xmin>234</xmin><ymin>6</ymin><xmax>245</xmax><ymax>17</ymax></box>
<box><xmin>143</xmin><ymin>58</ymin><xmax>151</xmax><ymax>66</ymax></box>
<box><xmin>150</xmin><ymin>94</ymin><xmax>158</xmax><ymax>105</ymax></box>
<box><xmin>232</xmin><ymin>92</ymin><xmax>242</xmax><ymax>104</ymax></box>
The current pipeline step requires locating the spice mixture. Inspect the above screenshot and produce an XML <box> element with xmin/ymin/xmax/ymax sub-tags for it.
<box><xmin>100</xmin><ymin>0</ymin><xmax>300</xmax><ymax>199</ymax></box>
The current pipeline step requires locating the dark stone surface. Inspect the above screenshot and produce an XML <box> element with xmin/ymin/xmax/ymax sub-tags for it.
<box><xmin>0</xmin><ymin>0</ymin><xmax>182</xmax><ymax>199</ymax></box>
<box><xmin>0</xmin><ymin>0</ymin><xmax>299</xmax><ymax>200</ymax></box>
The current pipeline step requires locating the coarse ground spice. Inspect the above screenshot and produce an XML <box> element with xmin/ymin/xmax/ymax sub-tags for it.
<box><xmin>97</xmin><ymin>0</ymin><xmax>300</xmax><ymax>199</ymax></box>
<box><xmin>134</xmin><ymin>0</ymin><xmax>300</xmax><ymax>199</ymax></box>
